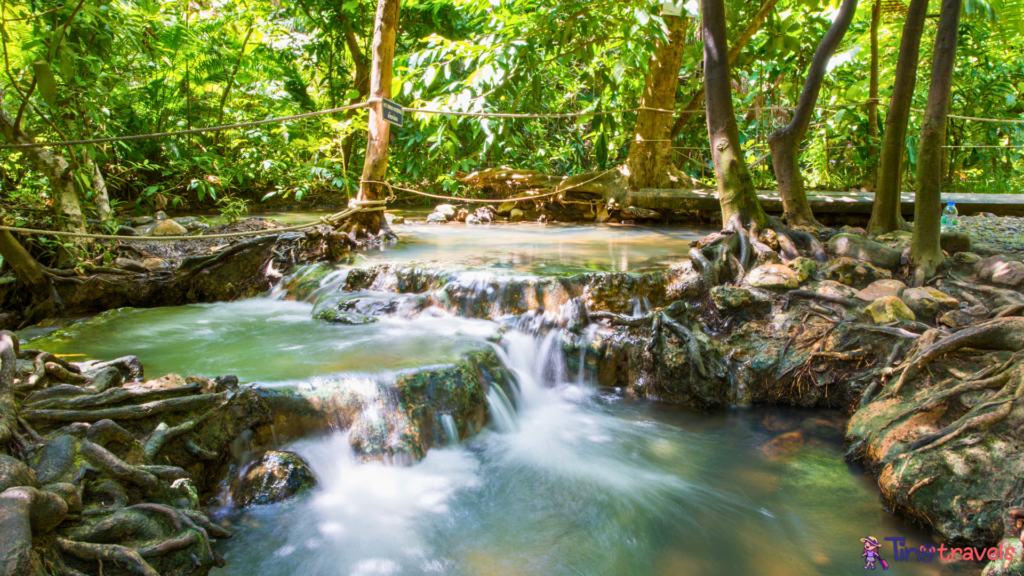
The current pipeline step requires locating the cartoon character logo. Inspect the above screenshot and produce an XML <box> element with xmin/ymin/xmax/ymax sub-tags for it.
<box><xmin>861</xmin><ymin>536</ymin><xmax>889</xmax><ymax>570</ymax></box>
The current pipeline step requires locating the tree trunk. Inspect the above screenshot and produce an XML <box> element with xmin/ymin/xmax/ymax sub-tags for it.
<box><xmin>703</xmin><ymin>0</ymin><xmax>766</xmax><ymax>229</ymax></box>
<box><xmin>88</xmin><ymin>159</ymin><xmax>112</xmax><ymax>222</ymax></box>
<box><xmin>0</xmin><ymin>110</ymin><xmax>87</xmax><ymax>241</ymax></box>
<box><xmin>342</xmin><ymin>24</ymin><xmax>371</xmax><ymax>171</ymax></box>
<box><xmin>863</xmin><ymin>0</ymin><xmax>882</xmax><ymax>190</ymax></box>
<box><xmin>626</xmin><ymin>15</ymin><xmax>688</xmax><ymax>191</ymax></box>
<box><xmin>911</xmin><ymin>0</ymin><xmax>961</xmax><ymax>286</ymax></box>
<box><xmin>0</xmin><ymin>231</ymin><xmax>62</xmax><ymax>325</ymax></box>
<box><xmin>866</xmin><ymin>0</ymin><xmax>928</xmax><ymax>236</ymax></box>
<box><xmin>767</xmin><ymin>0</ymin><xmax>859</xmax><ymax>228</ymax></box>
<box><xmin>670</xmin><ymin>0</ymin><xmax>779</xmax><ymax>140</ymax></box>
<box><xmin>351</xmin><ymin>0</ymin><xmax>398</xmax><ymax>237</ymax></box>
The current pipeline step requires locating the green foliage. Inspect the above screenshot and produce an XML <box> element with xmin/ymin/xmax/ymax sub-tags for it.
<box><xmin>217</xmin><ymin>195</ymin><xmax>250</xmax><ymax>223</ymax></box>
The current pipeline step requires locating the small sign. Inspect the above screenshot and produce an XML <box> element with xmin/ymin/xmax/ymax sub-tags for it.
<box><xmin>662</xmin><ymin>0</ymin><xmax>683</xmax><ymax>16</ymax></box>
<box><xmin>382</xmin><ymin>99</ymin><xmax>403</xmax><ymax>127</ymax></box>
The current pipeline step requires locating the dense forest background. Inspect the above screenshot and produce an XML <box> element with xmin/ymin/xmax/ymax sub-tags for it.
<box><xmin>1</xmin><ymin>0</ymin><xmax>1023</xmax><ymax>222</ymax></box>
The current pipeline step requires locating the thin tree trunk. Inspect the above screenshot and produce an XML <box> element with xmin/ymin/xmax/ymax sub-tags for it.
<box><xmin>863</xmin><ymin>0</ymin><xmax>882</xmax><ymax>190</ymax></box>
<box><xmin>215</xmin><ymin>22</ymin><xmax>255</xmax><ymax>151</ymax></box>
<box><xmin>768</xmin><ymin>0</ymin><xmax>859</xmax><ymax>228</ymax></box>
<box><xmin>626</xmin><ymin>15</ymin><xmax>688</xmax><ymax>191</ymax></box>
<box><xmin>351</xmin><ymin>0</ymin><xmax>398</xmax><ymax>237</ymax></box>
<box><xmin>88</xmin><ymin>158</ymin><xmax>112</xmax><ymax>222</ymax></box>
<box><xmin>0</xmin><ymin>110</ymin><xmax>87</xmax><ymax>241</ymax></box>
<box><xmin>703</xmin><ymin>0</ymin><xmax>767</xmax><ymax>229</ymax></box>
<box><xmin>342</xmin><ymin>23</ymin><xmax>371</xmax><ymax>170</ymax></box>
<box><xmin>866</xmin><ymin>0</ymin><xmax>928</xmax><ymax>236</ymax></box>
<box><xmin>670</xmin><ymin>0</ymin><xmax>780</xmax><ymax>140</ymax></box>
<box><xmin>911</xmin><ymin>0</ymin><xmax>961</xmax><ymax>286</ymax></box>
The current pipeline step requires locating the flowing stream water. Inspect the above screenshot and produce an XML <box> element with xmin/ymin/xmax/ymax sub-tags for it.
<box><xmin>28</xmin><ymin>222</ymin><xmax>981</xmax><ymax>575</ymax></box>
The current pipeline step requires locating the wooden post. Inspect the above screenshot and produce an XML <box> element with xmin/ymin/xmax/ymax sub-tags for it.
<box><xmin>351</xmin><ymin>0</ymin><xmax>399</xmax><ymax>238</ymax></box>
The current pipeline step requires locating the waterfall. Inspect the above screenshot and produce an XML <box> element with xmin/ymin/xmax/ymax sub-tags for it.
<box><xmin>440</xmin><ymin>414</ymin><xmax>460</xmax><ymax>447</ymax></box>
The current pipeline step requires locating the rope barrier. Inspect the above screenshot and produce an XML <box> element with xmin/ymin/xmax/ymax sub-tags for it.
<box><xmin>0</xmin><ymin>198</ymin><xmax>386</xmax><ymax>241</ymax></box>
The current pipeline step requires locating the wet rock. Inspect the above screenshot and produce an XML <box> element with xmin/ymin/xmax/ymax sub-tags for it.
<box><xmin>215</xmin><ymin>374</ymin><xmax>239</xmax><ymax>392</ymax></box>
<box><xmin>509</xmin><ymin>209</ymin><xmax>524</xmax><ymax>222</ymax></box>
<box><xmin>143</xmin><ymin>257</ymin><xmax>171</xmax><ymax>272</ymax></box>
<box><xmin>231</xmin><ymin>451</ymin><xmax>316</xmax><ymax>507</ymax></box>
<box><xmin>711</xmin><ymin>286</ymin><xmax>769</xmax><ymax>311</ymax></box>
<box><xmin>746</xmin><ymin>263</ymin><xmax>801</xmax><ymax>290</ymax></box>
<box><xmin>115</xmin><ymin>226</ymin><xmax>139</xmax><ymax>237</ymax></box>
<box><xmin>474</xmin><ymin>207</ymin><xmax>494</xmax><ymax>224</ymax></box>
<box><xmin>760</xmin><ymin>430</ymin><xmax>805</xmax><ymax>459</ymax></box>
<box><xmin>537</xmin><ymin>214</ymin><xmax>548</xmax><ymax>224</ymax></box>
<box><xmin>313</xmin><ymin>308</ymin><xmax>378</xmax><ymax>325</ymax></box>
<box><xmin>465</xmin><ymin>214</ymin><xmax>481</xmax><ymax>225</ymax></box>
<box><xmin>976</xmin><ymin>256</ymin><xmax>1024</xmax><ymax>287</ymax></box>
<box><xmin>865</xmin><ymin>296</ymin><xmax>916</xmax><ymax>324</ymax></box>
<box><xmin>426</xmin><ymin>212</ymin><xmax>448</xmax><ymax>224</ymax></box>
<box><xmin>827</xmin><ymin>234</ymin><xmax>902</xmax><ymax>270</ymax></box>
<box><xmin>0</xmin><ymin>455</ymin><xmax>39</xmax><ymax>492</ymax></box>
<box><xmin>940</xmin><ymin>232</ymin><xmax>973</xmax><ymax>254</ymax></box>
<box><xmin>854</xmin><ymin>279</ymin><xmax>907</xmax><ymax>302</ymax></box>
<box><xmin>383</xmin><ymin>213</ymin><xmax>405</xmax><ymax>225</ymax></box>
<box><xmin>433</xmin><ymin>204</ymin><xmax>456</xmax><ymax>221</ymax></box>
<box><xmin>623</xmin><ymin>206</ymin><xmax>659</xmax><ymax>219</ymax></box>
<box><xmin>815</xmin><ymin>280</ymin><xmax>857</xmax><ymax>299</ymax></box>
<box><xmin>155</xmin><ymin>211</ymin><xmax>168</xmax><ymax>220</ymax></box>
<box><xmin>901</xmin><ymin>288</ymin><xmax>940</xmax><ymax>319</ymax></box>
<box><xmin>495</xmin><ymin>201</ymin><xmax>515</xmax><ymax>214</ymax></box>
<box><xmin>455</xmin><ymin>208</ymin><xmax>470</xmax><ymax>223</ymax></box>
<box><xmin>147</xmin><ymin>219</ymin><xmax>188</xmax><ymax>237</ymax></box>
<box><xmin>87</xmin><ymin>367</ymin><xmax>124</xmax><ymax>393</ymax></box>
<box><xmin>824</xmin><ymin>257</ymin><xmax>892</xmax><ymax>287</ymax></box>
<box><xmin>982</xmin><ymin>539</ymin><xmax>1024</xmax><ymax>575</ymax></box>
<box><xmin>131</xmin><ymin>216</ymin><xmax>154</xmax><ymax>226</ymax></box>
<box><xmin>185</xmin><ymin>375</ymin><xmax>217</xmax><ymax>394</ymax></box>
<box><xmin>596</xmin><ymin>206</ymin><xmax>611</xmax><ymax>223</ymax></box>
<box><xmin>114</xmin><ymin>258</ymin><xmax>147</xmax><ymax>273</ymax></box>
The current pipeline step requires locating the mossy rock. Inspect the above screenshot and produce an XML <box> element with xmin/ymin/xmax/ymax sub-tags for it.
<box><xmin>231</xmin><ymin>451</ymin><xmax>316</xmax><ymax>507</ymax></box>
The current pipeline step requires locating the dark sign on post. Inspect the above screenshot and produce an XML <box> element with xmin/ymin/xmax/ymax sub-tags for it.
<box><xmin>381</xmin><ymin>99</ymin><xmax>403</xmax><ymax>127</ymax></box>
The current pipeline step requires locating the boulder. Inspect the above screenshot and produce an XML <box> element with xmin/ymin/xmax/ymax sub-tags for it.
<box><xmin>854</xmin><ymin>279</ymin><xmax>907</xmax><ymax>302</ymax></box>
<box><xmin>940</xmin><ymin>232</ymin><xmax>972</xmax><ymax>254</ymax></box>
<box><xmin>147</xmin><ymin>219</ymin><xmax>188</xmax><ymax>237</ymax></box>
<box><xmin>465</xmin><ymin>214</ymin><xmax>481</xmax><ymax>225</ymax></box>
<box><xmin>746</xmin><ymin>264</ymin><xmax>802</xmax><ymax>290</ymax></box>
<box><xmin>433</xmin><ymin>204</ymin><xmax>456</xmax><ymax>221</ymax></box>
<box><xmin>827</xmin><ymin>234</ymin><xmax>902</xmax><ymax>270</ymax></box>
<box><xmin>474</xmin><ymin>206</ymin><xmax>494</xmax><ymax>224</ymax></box>
<box><xmin>496</xmin><ymin>201</ymin><xmax>516</xmax><ymax>215</ymax></box>
<box><xmin>0</xmin><ymin>455</ymin><xmax>39</xmax><ymax>492</ymax></box>
<box><xmin>815</xmin><ymin>280</ymin><xmax>858</xmax><ymax>300</ymax></box>
<box><xmin>130</xmin><ymin>216</ymin><xmax>154</xmax><ymax>226</ymax></box>
<box><xmin>976</xmin><ymin>256</ymin><xmax>1024</xmax><ymax>287</ymax></box>
<box><xmin>824</xmin><ymin>257</ymin><xmax>891</xmax><ymax>287</ymax></box>
<box><xmin>231</xmin><ymin>451</ymin><xmax>316</xmax><ymax>507</ymax></box>
<box><xmin>920</xmin><ymin>287</ymin><xmax>959</xmax><ymax>310</ymax></box>
<box><xmin>901</xmin><ymin>288</ymin><xmax>940</xmax><ymax>319</ymax></box>
<box><xmin>509</xmin><ymin>209</ymin><xmax>524</xmax><ymax>222</ymax></box>
<box><xmin>865</xmin><ymin>296</ymin><xmax>916</xmax><ymax>324</ymax></box>
<box><xmin>711</xmin><ymin>286</ymin><xmax>769</xmax><ymax>311</ymax></box>
<box><xmin>455</xmin><ymin>208</ymin><xmax>470</xmax><ymax>223</ymax></box>
<box><xmin>114</xmin><ymin>258</ymin><xmax>147</xmax><ymax>273</ymax></box>
<box><xmin>115</xmin><ymin>226</ymin><xmax>139</xmax><ymax>237</ymax></box>
<box><xmin>142</xmin><ymin>257</ymin><xmax>171</xmax><ymax>272</ymax></box>
<box><xmin>426</xmin><ymin>212</ymin><xmax>448</xmax><ymax>224</ymax></box>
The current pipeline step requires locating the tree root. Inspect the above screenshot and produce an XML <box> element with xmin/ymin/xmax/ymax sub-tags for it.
<box><xmin>22</xmin><ymin>391</ymin><xmax>224</xmax><ymax>423</ymax></box>
<box><xmin>659</xmin><ymin>312</ymin><xmax>707</xmax><ymax>378</ymax></box>
<box><xmin>27</xmin><ymin>383</ymin><xmax>202</xmax><ymax>411</ymax></box>
<box><xmin>785</xmin><ymin>290</ymin><xmax>861</xmax><ymax>308</ymax></box>
<box><xmin>0</xmin><ymin>330</ymin><xmax>20</xmax><ymax>446</ymax></box>
<box><xmin>55</xmin><ymin>538</ymin><xmax>160</xmax><ymax>576</ymax></box>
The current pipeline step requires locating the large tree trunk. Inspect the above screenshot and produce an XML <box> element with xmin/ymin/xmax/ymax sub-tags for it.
<box><xmin>702</xmin><ymin>0</ymin><xmax>767</xmax><ymax>229</ymax></box>
<box><xmin>669</xmin><ymin>0</ymin><xmax>779</xmax><ymax>140</ymax></box>
<box><xmin>911</xmin><ymin>0</ymin><xmax>961</xmax><ymax>286</ymax></box>
<box><xmin>0</xmin><ymin>110</ymin><xmax>87</xmax><ymax>241</ymax></box>
<box><xmin>866</xmin><ymin>0</ymin><xmax>928</xmax><ymax>236</ymax></box>
<box><xmin>0</xmin><ymin>231</ymin><xmax>62</xmax><ymax>325</ymax></box>
<box><xmin>625</xmin><ymin>14</ymin><xmax>688</xmax><ymax>191</ymax></box>
<box><xmin>767</xmin><ymin>0</ymin><xmax>859</xmax><ymax>228</ymax></box>
<box><xmin>351</xmin><ymin>0</ymin><xmax>398</xmax><ymax>237</ymax></box>
<box><xmin>342</xmin><ymin>23</ymin><xmax>371</xmax><ymax>171</ymax></box>
<box><xmin>863</xmin><ymin>0</ymin><xmax>882</xmax><ymax>190</ymax></box>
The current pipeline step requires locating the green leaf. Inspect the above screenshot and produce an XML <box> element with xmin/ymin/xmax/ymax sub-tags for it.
<box><xmin>596</xmin><ymin>132</ymin><xmax>608</xmax><ymax>170</ymax></box>
<box><xmin>635</xmin><ymin>8</ymin><xmax>651</xmax><ymax>25</ymax></box>
<box><xmin>612</xmin><ymin>62</ymin><xmax>626</xmax><ymax>84</ymax></box>
<box><xmin>33</xmin><ymin>61</ymin><xmax>58</xmax><ymax>105</ymax></box>
<box><xmin>423</xmin><ymin>65</ymin><xmax>437</xmax><ymax>86</ymax></box>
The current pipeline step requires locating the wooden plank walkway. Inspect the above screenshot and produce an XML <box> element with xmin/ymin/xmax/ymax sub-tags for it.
<box><xmin>631</xmin><ymin>189</ymin><xmax>1024</xmax><ymax>217</ymax></box>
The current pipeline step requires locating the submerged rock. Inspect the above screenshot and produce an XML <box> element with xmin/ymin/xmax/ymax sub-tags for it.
<box><xmin>827</xmin><ymin>234</ymin><xmax>902</xmax><ymax>270</ymax></box>
<box><xmin>231</xmin><ymin>451</ymin><xmax>316</xmax><ymax>507</ymax></box>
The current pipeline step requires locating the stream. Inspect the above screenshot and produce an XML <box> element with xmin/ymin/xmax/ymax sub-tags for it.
<box><xmin>28</xmin><ymin>221</ymin><xmax>982</xmax><ymax>575</ymax></box>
